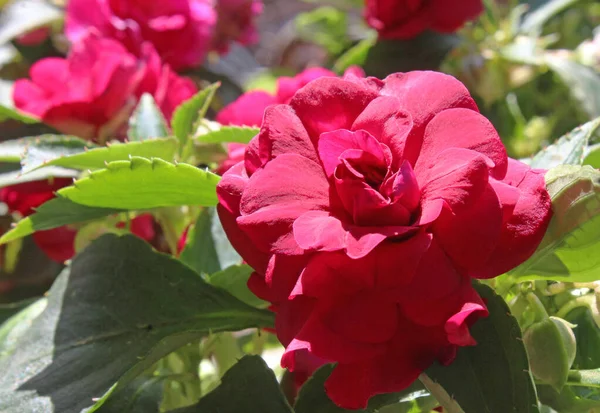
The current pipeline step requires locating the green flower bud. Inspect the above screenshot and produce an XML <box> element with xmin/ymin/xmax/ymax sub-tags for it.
<box><xmin>523</xmin><ymin>316</ymin><xmax>577</xmax><ymax>391</ymax></box>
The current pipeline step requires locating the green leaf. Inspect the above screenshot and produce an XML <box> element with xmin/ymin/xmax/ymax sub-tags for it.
<box><xmin>58</xmin><ymin>157</ymin><xmax>220</xmax><ymax>210</ymax></box>
<box><xmin>530</xmin><ymin>117</ymin><xmax>600</xmax><ymax>169</ymax></box>
<box><xmin>179</xmin><ymin>207</ymin><xmax>241</xmax><ymax>275</ymax></box>
<box><xmin>0</xmin><ymin>166</ymin><xmax>79</xmax><ymax>189</ymax></box>
<box><xmin>92</xmin><ymin>378</ymin><xmax>164</xmax><ymax>413</ymax></box>
<box><xmin>0</xmin><ymin>196</ymin><xmax>123</xmax><ymax>245</ymax></box>
<box><xmin>0</xmin><ymin>299</ymin><xmax>46</xmax><ymax>359</ymax></box>
<box><xmin>0</xmin><ymin>234</ymin><xmax>274</xmax><ymax>413</ymax></box>
<box><xmin>208</xmin><ymin>265</ymin><xmax>268</xmax><ymax>309</ymax></box>
<box><xmin>422</xmin><ymin>283</ymin><xmax>539</xmax><ymax>413</ymax></box>
<box><xmin>196</xmin><ymin>125</ymin><xmax>260</xmax><ymax>144</ymax></box>
<box><xmin>168</xmin><ymin>355</ymin><xmax>292</xmax><ymax>413</ymax></box>
<box><xmin>128</xmin><ymin>94</ymin><xmax>169</xmax><ymax>141</ymax></box>
<box><xmin>511</xmin><ymin>165</ymin><xmax>600</xmax><ymax>282</ymax></box>
<box><xmin>295</xmin><ymin>364</ymin><xmax>435</xmax><ymax>413</ymax></box>
<box><xmin>0</xmin><ymin>104</ymin><xmax>39</xmax><ymax>124</ymax></box>
<box><xmin>0</xmin><ymin>298</ymin><xmax>39</xmax><ymax>326</ymax></box>
<box><xmin>519</xmin><ymin>0</ymin><xmax>580</xmax><ymax>34</ymax></box>
<box><xmin>295</xmin><ymin>7</ymin><xmax>350</xmax><ymax>55</ymax></box>
<box><xmin>537</xmin><ymin>384</ymin><xmax>600</xmax><ymax>412</ymax></box>
<box><xmin>583</xmin><ymin>144</ymin><xmax>600</xmax><ymax>169</ymax></box>
<box><xmin>545</xmin><ymin>54</ymin><xmax>600</xmax><ymax>119</ymax></box>
<box><xmin>22</xmin><ymin>137</ymin><xmax>179</xmax><ymax>173</ymax></box>
<box><xmin>564</xmin><ymin>307</ymin><xmax>600</xmax><ymax>370</ymax></box>
<box><xmin>333</xmin><ymin>35</ymin><xmax>376</xmax><ymax>74</ymax></box>
<box><xmin>0</xmin><ymin>0</ymin><xmax>62</xmax><ymax>45</ymax></box>
<box><xmin>172</xmin><ymin>83</ymin><xmax>220</xmax><ymax>148</ymax></box>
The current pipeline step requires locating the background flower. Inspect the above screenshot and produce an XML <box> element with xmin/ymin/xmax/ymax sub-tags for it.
<box><xmin>365</xmin><ymin>0</ymin><xmax>483</xmax><ymax>39</ymax></box>
<box><xmin>13</xmin><ymin>32</ymin><xmax>196</xmax><ymax>141</ymax></box>
<box><xmin>217</xmin><ymin>71</ymin><xmax>552</xmax><ymax>408</ymax></box>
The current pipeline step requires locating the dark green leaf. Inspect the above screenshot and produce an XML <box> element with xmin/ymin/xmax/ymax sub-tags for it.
<box><xmin>295</xmin><ymin>364</ymin><xmax>435</xmax><ymax>413</ymax></box>
<box><xmin>0</xmin><ymin>196</ymin><xmax>123</xmax><ymax>245</ymax></box>
<box><xmin>0</xmin><ymin>0</ymin><xmax>62</xmax><ymax>45</ymax></box>
<box><xmin>537</xmin><ymin>384</ymin><xmax>600</xmax><ymax>413</ymax></box>
<box><xmin>22</xmin><ymin>137</ymin><xmax>179</xmax><ymax>173</ymax></box>
<box><xmin>0</xmin><ymin>234</ymin><xmax>274</xmax><ymax>413</ymax></box>
<box><xmin>530</xmin><ymin>117</ymin><xmax>600</xmax><ymax>169</ymax></box>
<box><xmin>58</xmin><ymin>157</ymin><xmax>220</xmax><ymax>210</ymax></box>
<box><xmin>172</xmin><ymin>83</ymin><xmax>220</xmax><ymax>148</ymax></box>
<box><xmin>0</xmin><ymin>298</ymin><xmax>39</xmax><ymax>326</ymax></box>
<box><xmin>93</xmin><ymin>378</ymin><xmax>164</xmax><ymax>413</ymax></box>
<box><xmin>511</xmin><ymin>166</ymin><xmax>600</xmax><ymax>282</ymax></box>
<box><xmin>179</xmin><ymin>207</ymin><xmax>241</xmax><ymax>275</ymax></box>
<box><xmin>208</xmin><ymin>265</ymin><xmax>268</xmax><ymax>309</ymax></box>
<box><xmin>423</xmin><ymin>283</ymin><xmax>539</xmax><ymax>413</ymax></box>
<box><xmin>128</xmin><ymin>94</ymin><xmax>169</xmax><ymax>141</ymax></box>
<box><xmin>545</xmin><ymin>54</ymin><xmax>600</xmax><ymax>119</ymax></box>
<box><xmin>168</xmin><ymin>355</ymin><xmax>292</xmax><ymax>413</ymax></box>
<box><xmin>564</xmin><ymin>307</ymin><xmax>600</xmax><ymax>370</ymax></box>
<box><xmin>0</xmin><ymin>299</ymin><xmax>46</xmax><ymax>359</ymax></box>
<box><xmin>196</xmin><ymin>125</ymin><xmax>260</xmax><ymax>144</ymax></box>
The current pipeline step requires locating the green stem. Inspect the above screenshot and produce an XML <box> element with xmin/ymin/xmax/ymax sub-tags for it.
<box><xmin>526</xmin><ymin>292</ymin><xmax>549</xmax><ymax>322</ymax></box>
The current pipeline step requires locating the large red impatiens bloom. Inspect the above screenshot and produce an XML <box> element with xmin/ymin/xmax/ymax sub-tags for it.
<box><xmin>216</xmin><ymin>67</ymin><xmax>363</xmax><ymax>174</ymax></box>
<box><xmin>0</xmin><ymin>179</ymin><xmax>155</xmax><ymax>263</ymax></box>
<box><xmin>65</xmin><ymin>0</ymin><xmax>261</xmax><ymax>70</ymax></box>
<box><xmin>365</xmin><ymin>0</ymin><xmax>483</xmax><ymax>39</ymax></box>
<box><xmin>13</xmin><ymin>32</ymin><xmax>196</xmax><ymax>141</ymax></box>
<box><xmin>216</xmin><ymin>71</ymin><xmax>552</xmax><ymax>408</ymax></box>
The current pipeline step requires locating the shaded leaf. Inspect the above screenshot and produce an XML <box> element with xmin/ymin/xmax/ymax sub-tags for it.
<box><xmin>22</xmin><ymin>137</ymin><xmax>179</xmax><ymax>173</ymax></box>
<box><xmin>93</xmin><ymin>378</ymin><xmax>164</xmax><ymax>413</ymax></box>
<box><xmin>172</xmin><ymin>83</ymin><xmax>220</xmax><ymax>148</ymax></box>
<box><xmin>0</xmin><ymin>166</ymin><xmax>79</xmax><ymax>189</ymax></box>
<box><xmin>0</xmin><ymin>104</ymin><xmax>39</xmax><ymax>125</ymax></box>
<box><xmin>0</xmin><ymin>234</ymin><xmax>274</xmax><ymax>413</ymax></box>
<box><xmin>564</xmin><ymin>307</ymin><xmax>600</xmax><ymax>370</ymax></box>
<box><xmin>179</xmin><ymin>207</ymin><xmax>241</xmax><ymax>276</ymax></box>
<box><xmin>168</xmin><ymin>355</ymin><xmax>292</xmax><ymax>413</ymax></box>
<box><xmin>530</xmin><ymin>117</ymin><xmax>600</xmax><ymax>169</ymax></box>
<box><xmin>128</xmin><ymin>94</ymin><xmax>169</xmax><ymax>141</ymax></box>
<box><xmin>512</xmin><ymin>166</ymin><xmax>600</xmax><ymax>282</ymax></box>
<box><xmin>0</xmin><ymin>196</ymin><xmax>123</xmax><ymax>245</ymax></box>
<box><xmin>58</xmin><ymin>157</ymin><xmax>220</xmax><ymax>210</ymax></box>
<box><xmin>196</xmin><ymin>125</ymin><xmax>260</xmax><ymax>144</ymax></box>
<box><xmin>0</xmin><ymin>135</ymin><xmax>94</xmax><ymax>163</ymax></box>
<box><xmin>333</xmin><ymin>36</ymin><xmax>376</xmax><ymax>73</ymax></box>
<box><xmin>423</xmin><ymin>283</ymin><xmax>539</xmax><ymax>413</ymax></box>
<box><xmin>519</xmin><ymin>0</ymin><xmax>580</xmax><ymax>34</ymax></box>
<box><xmin>208</xmin><ymin>265</ymin><xmax>268</xmax><ymax>309</ymax></box>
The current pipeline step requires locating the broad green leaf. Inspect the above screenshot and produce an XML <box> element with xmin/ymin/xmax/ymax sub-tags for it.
<box><xmin>0</xmin><ymin>298</ymin><xmax>38</xmax><ymax>326</ymax></box>
<box><xmin>179</xmin><ymin>207</ymin><xmax>241</xmax><ymax>275</ymax></box>
<box><xmin>0</xmin><ymin>0</ymin><xmax>62</xmax><ymax>45</ymax></box>
<box><xmin>128</xmin><ymin>94</ymin><xmax>169</xmax><ymax>141</ymax></box>
<box><xmin>168</xmin><ymin>355</ymin><xmax>292</xmax><ymax>413</ymax></box>
<box><xmin>92</xmin><ymin>378</ymin><xmax>164</xmax><ymax>413</ymax></box>
<box><xmin>208</xmin><ymin>265</ymin><xmax>268</xmax><ymax>309</ymax></box>
<box><xmin>530</xmin><ymin>117</ymin><xmax>600</xmax><ymax>169</ymax></box>
<box><xmin>511</xmin><ymin>165</ymin><xmax>600</xmax><ymax>282</ymax></box>
<box><xmin>0</xmin><ymin>166</ymin><xmax>79</xmax><ymax>189</ymax></box>
<box><xmin>0</xmin><ymin>196</ymin><xmax>123</xmax><ymax>245</ymax></box>
<box><xmin>0</xmin><ymin>234</ymin><xmax>274</xmax><ymax>413</ymax></box>
<box><xmin>0</xmin><ymin>135</ymin><xmax>93</xmax><ymax>163</ymax></box>
<box><xmin>295</xmin><ymin>364</ymin><xmax>436</xmax><ymax>413</ymax></box>
<box><xmin>583</xmin><ymin>144</ymin><xmax>600</xmax><ymax>169</ymax></box>
<box><xmin>0</xmin><ymin>104</ymin><xmax>39</xmax><ymax>124</ymax></box>
<box><xmin>172</xmin><ymin>83</ymin><xmax>220</xmax><ymax>148</ymax></box>
<box><xmin>519</xmin><ymin>0</ymin><xmax>580</xmax><ymax>34</ymax></box>
<box><xmin>333</xmin><ymin>35</ymin><xmax>376</xmax><ymax>73</ymax></box>
<box><xmin>22</xmin><ymin>137</ymin><xmax>179</xmax><ymax>173</ymax></box>
<box><xmin>196</xmin><ymin>125</ymin><xmax>260</xmax><ymax>144</ymax></box>
<box><xmin>545</xmin><ymin>53</ymin><xmax>600</xmax><ymax>119</ymax></box>
<box><xmin>58</xmin><ymin>157</ymin><xmax>220</xmax><ymax>210</ymax></box>
<box><xmin>423</xmin><ymin>283</ymin><xmax>539</xmax><ymax>413</ymax></box>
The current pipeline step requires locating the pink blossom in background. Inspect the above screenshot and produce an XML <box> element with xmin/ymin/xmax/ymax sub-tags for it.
<box><xmin>13</xmin><ymin>32</ymin><xmax>196</xmax><ymax>141</ymax></box>
<box><xmin>365</xmin><ymin>0</ymin><xmax>483</xmax><ymax>40</ymax></box>
<box><xmin>65</xmin><ymin>0</ymin><xmax>262</xmax><ymax>70</ymax></box>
